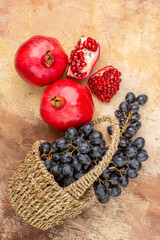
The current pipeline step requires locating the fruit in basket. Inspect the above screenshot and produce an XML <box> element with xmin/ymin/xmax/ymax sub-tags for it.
<box><xmin>15</xmin><ymin>35</ymin><xmax>68</xmax><ymax>86</ymax></box>
<box><xmin>88</xmin><ymin>65</ymin><xmax>121</xmax><ymax>102</ymax></box>
<box><xmin>39</xmin><ymin>123</ymin><xmax>108</xmax><ymax>187</ymax></box>
<box><xmin>40</xmin><ymin>79</ymin><xmax>94</xmax><ymax>132</ymax></box>
<box><xmin>67</xmin><ymin>36</ymin><xmax>100</xmax><ymax>79</ymax></box>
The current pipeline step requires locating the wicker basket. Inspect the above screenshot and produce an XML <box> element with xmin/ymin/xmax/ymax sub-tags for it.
<box><xmin>7</xmin><ymin>115</ymin><xmax>119</xmax><ymax>230</ymax></box>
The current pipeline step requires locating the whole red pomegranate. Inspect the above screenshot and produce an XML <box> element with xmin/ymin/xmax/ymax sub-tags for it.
<box><xmin>15</xmin><ymin>35</ymin><xmax>68</xmax><ymax>86</ymax></box>
<box><xmin>40</xmin><ymin>79</ymin><xmax>94</xmax><ymax>132</ymax></box>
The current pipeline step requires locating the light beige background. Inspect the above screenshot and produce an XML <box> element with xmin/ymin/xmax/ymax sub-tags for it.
<box><xmin>0</xmin><ymin>0</ymin><xmax>160</xmax><ymax>239</ymax></box>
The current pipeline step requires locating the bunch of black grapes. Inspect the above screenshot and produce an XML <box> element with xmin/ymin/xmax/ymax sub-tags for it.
<box><xmin>94</xmin><ymin>92</ymin><xmax>149</xmax><ymax>204</ymax></box>
<box><xmin>39</xmin><ymin>123</ymin><xmax>108</xmax><ymax>187</ymax></box>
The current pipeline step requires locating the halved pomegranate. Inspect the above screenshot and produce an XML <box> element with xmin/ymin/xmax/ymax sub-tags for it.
<box><xmin>67</xmin><ymin>36</ymin><xmax>100</xmax><ymax>80</ymax></box>
<box><xmin>88</xmin><ymin>65</ymin><xmax>121</xmax><ymax>102</ymax></box>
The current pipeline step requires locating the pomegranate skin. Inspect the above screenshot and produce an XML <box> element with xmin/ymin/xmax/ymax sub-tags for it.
<box><xmin>40</xmin><ymin>79</ymin><xmax>94</xmax><ymax>132</ymax></box>
<box><xmin>15</xmin><ymin>35</ymin><xmax>68</xmax><ymax>86</ymax></box>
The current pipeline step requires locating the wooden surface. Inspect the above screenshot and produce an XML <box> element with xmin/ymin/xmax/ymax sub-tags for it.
<box><xmin>0</xmin><ymin>0</ymin><xmax>160</xmax><ymax>239</ymax></box>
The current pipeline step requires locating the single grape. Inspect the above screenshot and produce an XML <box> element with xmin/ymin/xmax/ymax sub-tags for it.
<box><xmin>62</xmin><ymin>164</ymin><xmax>74</xmax><ymax>177</ymax></box>
<box><xmin>130</xmin><ymin>103</ymin><xmax>139</xmax><ymax>114</ymax></box>
<box><xmin>130</xmin><ymin>120</ymin><xmax>141</xmax><ymax>131</ymax></box>
<box><xmin>56</xmin><ymin>138</ymin><xmax>69</xmax><ymax>150</ymax></box>
<box><xmin>110</xmin><ymin>174</ymin><xmax>119</xmax><ymax>185</ymax></box>
<box><xmin>133</xmin><ymin>137</ymin><xmax>145</xmax><ymax>150</ymax></box>
<box><xmin>113</xmin><ymin>155</ymin><xmax>127</xmax><ymax>168</ymax></box>
<box><xmin>137</xmin><ymin>149</ymin><xmax>148</xmax><ymax>162</ymax></box>
<box><xmin>90</xmin><ymin>145</ymin><xmax>102</xmax><ymax>158</ymax></box>
<box><xmin>72</xmin><ymin>158</ymin><xmax>82</xmax><ymax>172</ymax></box>
<box><xmin>98</xmin><ymin>192</ymin><xmax>110</xmax><ymax>204</ymax></box>
<box><xmin>118</xmin><ymin>138</ymin><xmax>128</xmax><ymax>148</ymax></box>
<box><xmin>107</xmin><ymin>126</ymin><xmax>112</xmax><ymax>135</ymax></box>
<box><xmin>131</xmin><ymin>113</ymin><xmax>141</xmax><ymax>121</ymax></box>
<box><xmin>127</xmin><ymin>168</ymin><xmax>138</xmax><ymax>179</ymax></box>
<box><xmin>44</xmin><ymin>160</ymin><xmax>52</xmax><ymax>171</ymax></box>
<box><xmin>124</xmin><ymin>126</ymin><xmax>137</xmax><ymax>138</ymax></box>
<box><xmin>95</xmin><ymin>184</ymin><xmax>107</xmax><ymax>198</ymax></box>
<box><xmin>50</xmin><ymin>164</ymin><xmax>61</xmax><ymax>176</ymax></box>
<box><xmin>50</xmin><ymin>142</ymin><xmax>58</xmax><ymax>153</ymax></box>
<box><xmin>119</xmin><ymin>101</ymin><xmax>129</xmax><ymax>113</ymax></box>
<box><xmin>110</xmin><ymin>186</ymin><xmax>121</xmax><ymax>197</ymax></box>
<box><xmin>82</xmin><ymin>123</ymin><xmax>93</xmax><ymax>137</ymax></box>
<box><xmin>99</xmin><ymin>139</ymin><xmax>106</xmax><ymax>149</ymax></box>
<box><xmin>77</xmin><ymin>153</ymin><xmax>91</xmax><ymax>166</ymax></box>
<box><xmin>39</xmin><ymin>142</ymin><xmax>51</xmax><ymax>155</ymax></box>
<box><xmin>136</xmin><ymin>94</ymin><xmax>148</xmax><ymax>105</ymax></box>
<box><xmin>125</xmin><ymin>92</ymin><xmax>136</xmax><ymax>104</ymax></box>
<box><xmin>61</xmin><ymin>152</ymin><xmax>73</xmax><ymax>164</ymax></box>
<box><xmin>89</xmin><ymin>130</ymin><xmax>103</xmax><ymax>145</ymax></box>
<box><xmin>52</xmin><ymin>153</ymin><xmax>61</xmax><ymax>162</ymax></box>
<box><xmin>65</xmin><ymin>127</ymin><xmax>78</xmax><ymax>141</ymax></box>
<box><xmin>73</xmin><ymin>137</ymin><xmax>83</xmax><ymax>146</ymax></box>
<box><xmin>115</xmin><ymin>109</ymin><xmax>123</xmax><ymax>118</ymax></box>
<box><xmin>79</xmin><ymin>140</ymin><xmax>92</xmax><ymax>153</ymax></box>
<box><xmin>119</xmin><ymin>176</ymin><xmax>129</xmax><ymax>187</ymax></box>
<box><xmin>125</xmin><ymin>146</ymin><xmax>137</xmax><ymax>158</ymax></box>
<box><xmin>101</xmin><ymin>168</ymin><xmax>110</xmax><ymax>180</ymax></box>
<box><xmin>128</xmin><ymin>158</ymin><xmax>140</xmax><ymax>170</ymax></box>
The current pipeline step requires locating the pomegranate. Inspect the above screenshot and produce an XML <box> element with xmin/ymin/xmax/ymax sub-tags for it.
<box><xmin>88</xmin><ymin>65</ymin><xmax>121</xmax><ymax>102</ymax></box>
<box><xmin>40</xmin><ymin>79</ymin><xmax>94</xmax><ymax>132</ymax></box>
<box><xmin>67</xmin><ymin>36</ymin><xmax>100</xmax><ymax>80</ymax></box>
<box><xmin>15</xmin><ymin>35</ymin><xmax>68</xmax><ymax>86</ymax></box>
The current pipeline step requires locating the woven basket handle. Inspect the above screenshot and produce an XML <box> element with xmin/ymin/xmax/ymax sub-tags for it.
<box><xmin>66</xmin><ymin>115</ymin><xmax>120</xmax><ymax>200</ymax></box>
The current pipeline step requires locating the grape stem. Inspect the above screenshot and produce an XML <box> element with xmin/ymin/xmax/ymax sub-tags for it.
<box><xmin>120</xmin><ymin>112</ymin><xmax>133</xmax><ymax>137</ymax></box>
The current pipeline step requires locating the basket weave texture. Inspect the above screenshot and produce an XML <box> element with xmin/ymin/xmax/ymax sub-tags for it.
<box><xmin>7</xmin><ymin>115</ymin><xmax>119</xmax><ymax>230</ymax></box>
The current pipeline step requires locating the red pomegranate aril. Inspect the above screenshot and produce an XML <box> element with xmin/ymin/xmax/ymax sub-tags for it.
<box><xmin>71</xmin><ymin>66</ymin><xmax>77</xmax><ymax>72</ymax></box>
<box><xmin>67</xmin><ymin>36</ymin><xmax>100</xmax><ymax>80</ymax></box>
<box><xmin>73</xmin><ymin>56</ymin><xmax>78</xmax><ymax>60</ymax></box>
<box><xmin>88</xmin><ymin>65</ymin><xmax>121</xmax><ymax>102</ymax></box>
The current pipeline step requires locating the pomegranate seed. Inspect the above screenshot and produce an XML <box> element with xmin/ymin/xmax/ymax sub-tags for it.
<box><xmin>92</xmin><ymin>44</ymin><xmax>97</xmax><ymax>51</ymax></box>
<box><xmin>79</xmin><ymin>52</ymin><xmax>84</xmax><ymax>56</ymax></box>
<box><xmin>87</xmin><ymin>37</ymin><xmax>92</xmax><ymax>42</ymax></box>
<box><xmin>73</xmin><ymin>56</ymin><xmax>78</xmax><ymax>60</ymax></box>
<box><xmin>71</xmin><ymin>61</ymin><xmax>76</xmax><ymax>66</ymax></box>
<box><xmin>71</xmin><ymin>66</ymin><xmax>77</xmax><ymax>72</ymax></box>
<box><xmin>88</xmin><ymin>66</ymin><xmax>121</xmax><ymax>102</ymax></box>
<box><xmin>87</xmin><ymin>42</ymin><xmax>92</xmax><ymax>48</ymax></box>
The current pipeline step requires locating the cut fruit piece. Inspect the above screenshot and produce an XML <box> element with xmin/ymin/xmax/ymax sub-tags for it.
<box><xmin>67</xmin><ymin>36</ymin><xmax>100</xmax><ymax>80</ymax></box>
<box><xmin>88</xmin><ymin>65</ymin><xmax>121</xmax><ymax>102</ymax></box>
